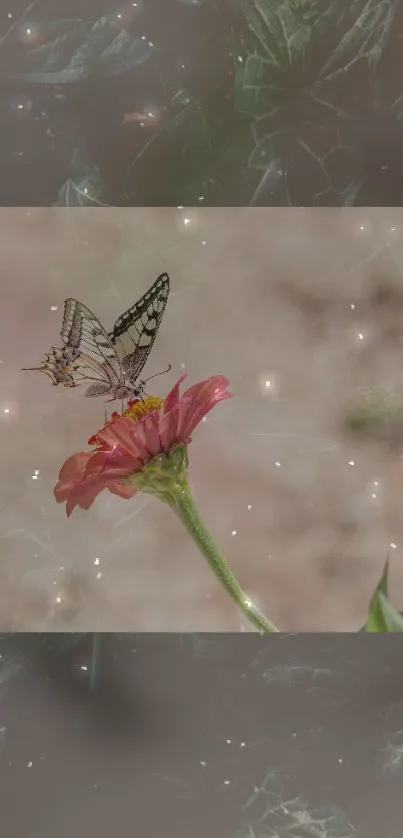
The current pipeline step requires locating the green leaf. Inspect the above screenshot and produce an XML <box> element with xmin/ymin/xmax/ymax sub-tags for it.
<box><xmin>344</xmin><ymin>389</ymin><xmax>403</xmax><ymax>447</ymax></box>
<box><xmin>233</xmin><ymin>0</ymin><xmax>397</xmax><ymax>204</ymax></box>
<box><xmin>55</xmin><ymin>143</ymin><xmax>106</xmax><ymax>207</ymax></box>
<box><xmin>365</xmin><ymin>559</ymin><xmax>403</xmax><ymax>632</ymax></box>
<box><xmin>320</xmin><ymin>0</ymin><xmax>396</xmax><ymax>78</ymax></box>
<box><xmin>6</xmin><ymin>13</ymin><xmax>153</xmax><ymax>83</ymax></box>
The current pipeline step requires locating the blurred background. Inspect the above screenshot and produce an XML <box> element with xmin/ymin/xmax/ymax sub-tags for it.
<box><xmin>1</xmin><ymin>632</ymin><xmax>403</xmax><ymax>838</ymax></box>
<box><xmin>2</xmin><ymin>207</ymin><xmax>403</xmax><ymax>630</ymax></box>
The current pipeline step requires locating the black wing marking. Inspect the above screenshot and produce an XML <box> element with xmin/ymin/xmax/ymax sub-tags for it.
<box><xmin>109</xmin><ymin>273</ymin><xmax>170</xmax><ymax>386</ymax></box>
<box><xmin>61</xmin><ymin>299</ymin><xmax>124</xmax><ymax>396</ymax></box>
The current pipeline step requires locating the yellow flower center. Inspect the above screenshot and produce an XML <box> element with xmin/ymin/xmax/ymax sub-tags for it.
<box><xmin>88</xmin><ymin>396</ymin><xmax>164</xmax><ymax>445</ymax></box>
<box><xmin>123</xmin><ymin>396</ymin><xmax>163</xmax><ymax>422</ymax></box>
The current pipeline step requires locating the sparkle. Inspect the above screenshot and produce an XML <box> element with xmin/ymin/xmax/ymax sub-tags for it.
<box><xmin>27</xmin><ymin>761</ymin><xmax>33</xmax><ymax>768</ymax></box>
<box><xmin>231</xmin><ymin>529</ymin><xmax>237</xmax><ymax>536</ymax></box>
<box><xmin>183</xmin><ymin>217</ymin><xmax>191</xmax><ymax>226</ymax></box>
<box><xmin>94</xmin><ymin>557</ymin><xmax>100</xmax><ymax>566</ymax></box>
<box><xmin>224</xmin><ymin>779</ymin><xmax>231</xmax><ymax>785</ymax></box>
<box><xmin>390</xmin><ymin>542</ymin><xmax>397</xmax><ymax>549</ymax></box>
<box><xmin>96</xmin><ymin>572</ymin><xmax>103</xmax><ymax>580</ymax></box>
<box><xmin>225</xmin><ymin>738</ymin><xmax>232</xmax><ymax>744</ymax></box>
<box><xmin>3</xmin><ymin>408</ymin><xmax>10</xmax><ymax>414</ymax></box>
<box><xmin>240</xmin><ymin>741</ymin><xmax>246</xmax><ymax>747</ymax></box>
<box><xmin>348</xmin><ymin>460</ymin><xmax>355</xmax><ymax>466</ymax></box>
<box><xmin>55</xmin><ymin>595</ymin><xmax>62</xmax><ymax>603</ymax></box>
<box><xmin>247</xmin><ymin>504</ymin><xmax>252</xmax><ymax>510</ymax></box>
<box><xmin>202</xmin><ymin>240</ymin><xmax>207</xmax><ymax>246</ymax></box>
<box><xmin>200</xmin><ymin>760</ymin><xmax>206</xmax><ymax>767</ymax></box>
<box><xmin>391</xmin><ymin>226</ymin><xmax>397</xmax><ymax>232</ymax></box>
<box><xmin>350</xmin><ymin>303</ymin><xmax>355</xmax><ymax>310</ymax></box>
<box><xmin>275</xmin><ymin>461</ymin><xmax>281</xmax><ymax>468</ymax></box>
<box><xmin>50</xmin><ymin>305</ymin><xmax>58</xmax><ymax>311</ymax></box>
<box><xmin>80</xmin><ymin>665</ymin><xmax>88</xmax><ymax>672</ymax></box>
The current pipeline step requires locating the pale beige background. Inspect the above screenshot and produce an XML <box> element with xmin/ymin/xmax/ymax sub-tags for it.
<box><xmin>2</xmin><ymin>207</ymin><xmax>403</xmax><ymax>631</ymax></box>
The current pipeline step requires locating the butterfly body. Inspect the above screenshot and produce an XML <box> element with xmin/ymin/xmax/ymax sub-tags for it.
<box><xmin>23</xmin><ymin>273</ymin><xmax>170</xmax><ymax>402</ymax></box>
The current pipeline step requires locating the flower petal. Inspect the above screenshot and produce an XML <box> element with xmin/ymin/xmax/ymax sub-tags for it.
<box><xmin>54</xmin><ymin>466</ymin><xmax>107</xmax><ymax>517</ymax></box>
<box><xmin>54</xmin><ymin>450</ymin><xmax>137</xmax><ymax>516</ymax></box>
<box><xmin>134</xmin><ymin>411</ymin><xmax>163</xmax><ymax>458</ymax></box>
<box><xmin>84</xmin><ymin>448</ymin><xmax>141</xmax><ymax>480</ymax></box>
<box><xmin>179</xmin><ymin>376</ymin><xmax>232</xmax><ymax>438</ymax></box>
<box><xmin>159</xmin><ymin>400</ymin><xmax>183</xmax><ymax>451</ymax></box>
<box><xmin>163</xmin><ymin>374</ymin><xmax>187</xmax><ymax>415</ymax></box>
<box><xmin>108</xmin><ymin>482</ymin><xmax>137</xmax><ymax>499</ymax></box>
<box><xmin>95</xmin><ymin>416</ymin><xmax>142</xmax><ymax>455</ymax></box>
<box><xmin>64</xmin><ymin>482</ymin><xmax>102</xmax><ymax>517</ymax></box>
<box><xmin>54</xmin><ymin>451</ymin><xmax>93</xmax><ymax>501</ymax></box>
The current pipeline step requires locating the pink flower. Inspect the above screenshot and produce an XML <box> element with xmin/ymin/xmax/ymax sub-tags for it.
<box><xmin>54</xmin><ymin>375</ymin><xmax>231</xmax><ymax>517</ymax></box>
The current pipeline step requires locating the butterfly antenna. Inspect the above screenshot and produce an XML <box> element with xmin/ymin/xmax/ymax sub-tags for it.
<box><xmin>143</xmin><ymin>363</ymin><xmax>172</xmax><ymax>386</ymax></box>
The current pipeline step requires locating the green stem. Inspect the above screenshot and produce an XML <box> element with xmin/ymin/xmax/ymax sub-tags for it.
<box><xmin>168</xmin><ymin>483</ymin><xmax>279</xmax><ymax>633</ymax></box>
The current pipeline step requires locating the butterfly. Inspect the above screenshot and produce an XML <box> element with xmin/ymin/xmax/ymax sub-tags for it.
<box><xmin>23</xmin><ymin>273</ymin><xmax>170</xmax><ymax>402</ymax></box>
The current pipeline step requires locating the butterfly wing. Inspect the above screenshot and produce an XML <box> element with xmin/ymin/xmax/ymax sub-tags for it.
<box><xmin>61</xmin><ymin>299</ymin><xmax>124</xmax><ymax>397</ymax></box>
<box><xmin>22</xmin><ymin>346</ymin><xmax>79</xmax><ymax>387</ymax></box>
<box><xmin>109</xmin><ymin>273</ymin><xmax>170</xmax><ymax>387</ymax></box>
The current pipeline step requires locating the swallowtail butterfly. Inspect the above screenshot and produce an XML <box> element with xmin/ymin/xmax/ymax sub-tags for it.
<box><xmin>23</xmin><ymin>273</ymin><xmax>170</xmax><ymax>402</ymax></box>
